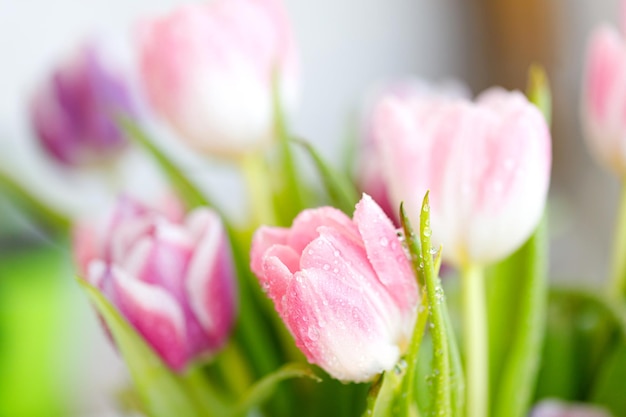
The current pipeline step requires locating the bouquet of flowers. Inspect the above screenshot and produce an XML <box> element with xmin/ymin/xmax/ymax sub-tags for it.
<box><xmin>2</xmin><ymin>1</ymin><xmax>626</xmax><ymax>417</ymax></box>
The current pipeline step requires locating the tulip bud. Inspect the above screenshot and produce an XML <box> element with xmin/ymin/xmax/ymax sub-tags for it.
<box><xmin>373</xmin><ymin>88</ymin><xmax>551</xmax><ymax>266</ymax></box>
<box><xmin>250</xmin><ymin>194</ymin><xmax>418</xmax><ymax>382</ymax></box>
<box><xmin>530</xmin><ymin>400</ymin><xmax>612</xmax><ymax>417</ymax></box>
<box><xmin>137</xmin><ymin>0</ymin><xmax>298</xmax><ymax>158</ymax></box>
<box><xmin>76</xmin><ymin>197</ymin><xmax>236</xmax><ymax>371</ymax></box>
<box><xmin>30</xmin><ymin>43</ymin><xmax>136</xmax><ymax>167</ymax></box>
<box><xmin>581</xmin><ymin>21</ymin><xmax>626</xmax><ymax>176</ymax></box>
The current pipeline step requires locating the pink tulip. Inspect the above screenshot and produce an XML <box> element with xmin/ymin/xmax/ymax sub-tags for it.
<box><xmin>137</xmin><ymin>0</ymin><xmax>298</xmax><ymax>157</ymax></box>
<box><xmin>76</xmin><ymin>196</ymin><xmax>236</xmax><ymax>371</ymax></box>
<box><xmin>357</xmin><ymin>78</ymin><xmax>470</xmax><ymax>220</ymax></box>
<box><xmin>531</xmin><ymin>400</ymin><xmax>612</xmax><ymax>417</ymax></box>
<box><xmin>250</xmin><ymin>194</ymin><xmax>418</xmax><ymax>382</ymax></box>
<box><xmin>373</xmin><ymin>88</ymin><xmax>551</xmax><ymax>266</ymax></box>
<box><xmin>581</xmin><ymin>15</ymin><xmax>626</xmax><ymax>176</ymax></box>
<box><xmin>30</xmin><ymin>42</ymin><xmax>136</xmax><ymax>167</ymax></box>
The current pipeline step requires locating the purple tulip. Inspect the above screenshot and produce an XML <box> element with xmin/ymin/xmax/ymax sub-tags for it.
<box><xmin>76</xmin><ymin>196</ymin><xmax>236</xmax><ymax>371</ymax></box>
<box><xmin>30</xmin><ymin>43</ymin><xmax>136</xmax><ymax>167</ymax></box>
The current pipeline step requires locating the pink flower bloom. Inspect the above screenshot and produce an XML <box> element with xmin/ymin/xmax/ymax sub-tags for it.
<box><xmin>76</xmin><ymin>197</ymin><xmax>236</xmax><ymax>371</ymax></box>
<box><xmin>374</xmin><ymin>88</ymin><xmax>551</xmax><ymax>266</ymax></box>
<box><xmin>357</xmin><ymin>78</ymin><xmax>470</xmax><ymax>221</ymax></box>
<box><xmin>250</xmin><ymin>194</ymin><xmax>418</xmax><ymax>382</ymax></box>
<box><xmin>581</xmin><ymin>14</ymin><xmax>626</xmax><ymax>176</ymax></box>
<box><xmin>531</xmin><ymin>400</ymin><xmax>612</xmax><ymax>417</ymax></box>
<box><xmin>137</xmin><ymin>0</ymin><xmax>298</xmax><ymax>157</ymax></box>
<box><xmin>30</xmin><ymin>43</ymin><xmax>136</xmax><ymax>167</ymax></box>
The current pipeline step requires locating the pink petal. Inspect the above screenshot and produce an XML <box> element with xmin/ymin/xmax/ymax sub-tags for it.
<box><xmin>584</xmin><ymin>26</ymin><xmax>625</xmax><ymax>122</ymax></box>
<box><xmin>261</xmin><ymin>245</ymin><xmax>299</xmax><ymax>309</ymax></box>
<box><xmin>353</xmin><ymin>194</ymin><xmax>417</xmax><ymax>312</ymax></box>
<box><xmin>287</xmin><ymin>206</ymin><xmax>359</xmax><ymax>254</ymax></box>
<box><xmin>185</xmin><ymin>209</ymin><xmax>236</xmax><ymax>349</ymax></box>
<box><xmin>282</xmin><ymin>268</ymin><xmax>401</xmax><ymax>382</ymax></box>
<box><xmin>110</xmin><ymin>266</ymin><xmax>190</xmax><ymax>371</ymax></box>
<box><xmin>250</xmin><ymin>226</ymin><xmax>290</xmax><ymax>277</ymax></box>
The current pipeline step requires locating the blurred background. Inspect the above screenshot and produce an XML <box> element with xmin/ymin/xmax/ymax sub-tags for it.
<box><xmin>0</xmin><ymin>0</ymin><xmax>621</xmax><ymax>415</ymax></box>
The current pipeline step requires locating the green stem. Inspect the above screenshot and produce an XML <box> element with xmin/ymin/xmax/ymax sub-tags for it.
<box><xmin>608</xmin><ymin>181</ymin><xmax>626</xmax><ymax>299</ymax></box>
<box><xmin>239</xmin><ymin>152</ymin><xmax>277</xmax><ymax>227</ymax></box>
<box><xmin>461</xmin><ymin>263</ymin><xmax>488</xmax><ymax>417</ymax></box>
<box><xmin>0</xmin><ymin>171</ymin><xmax>70</xmax><ymax>233</ymax></box>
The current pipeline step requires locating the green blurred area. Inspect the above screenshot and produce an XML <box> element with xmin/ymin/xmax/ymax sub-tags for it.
<box><xmin>0</xmin><ymin>242</ymin><xmax>73</xmax><ymax>417</ymax></box>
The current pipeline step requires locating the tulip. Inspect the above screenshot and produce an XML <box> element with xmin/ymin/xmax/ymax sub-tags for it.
<box><xmin>137</xmin><ymin>0</ymin><xmax>298</xmax><ymax>157</ymax></box>
<box><xmin>373</xmin><ymin>88</ymin><xmax>551</xmax><ymax>266</ymax></box>
<box><xmin>581</xmin><ymin>18</ymin><xmax>626</xmax><ymax>176</ymax></box>
<box><xmin>76</xmin><ymin>196</ymin><xmax>236</xmax><ymax>371</ymax></box>
<box><xmin>531</xmin><ymin>400</ymin><xmax>612</xmax><ymax>417</ymax></box>
<box><xmin>250</xmin><ymin>194</ymin><xmax>418</xmax><ymax>382</ymax></box>
<box><xmin>30</xmin><ymin>43</ymin><xmax>136</xmax><ymax>167</ymax></box>
<box><xmin>357</xmin><ymin>78</ymin><xmax>470</xmax><ymax>220</ymax></box>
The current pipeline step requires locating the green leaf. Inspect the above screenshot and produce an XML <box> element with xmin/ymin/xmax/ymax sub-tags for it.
<box><xmin>0</xmin><ymin>170</ymin><xmax>70</xmax><ymax>233</ymax></box>
<box><xmin>119</xmin><ymin>118</ymin><xmax>216</xmax><ymax>212</ymax></box>
<box><xmin>536</xmin><ymin>287</ymin><xmax>626</xmax><ymax>402</ymax></box>
<box><xmin>491</xmin><ymin>217</ymin><xmax>549</xmax><ymax>417</ymax></box>
<box><xmin>77</xmin><ymin>279</ymin><xmax>228</xmax><ymax>417</ymax></box>
<box><xmin>363</xmin><ymin>365</ymin><xmax>410</xmax><ymax>417</ymax></box>
<box><xmin>232</xmin><ymin>363</ymin><xmax>320</xmax><ymax>416</ymax></box>
<box><xmin>293</xmin><ymin>138</ymin><xmax>359</xmax><ymax>215</ymax></box>
<box><xmin>418</xmin><ymin>193</ymin><xmax>453</xmax><ymax>417</ymax></box>
<box><xmin>270</xmin><ymin>72</ymin><xmax>306</xmax><ymax>224</ymax></box>
<box><xmin>398</xmin><ymin>202</ymin><xmax>429</xmax><ymax>417</ymax></box>
<box><xmin>590</xmin><ymin>343</ymin><xmax>626</xmax><ymax>414</ymax></box>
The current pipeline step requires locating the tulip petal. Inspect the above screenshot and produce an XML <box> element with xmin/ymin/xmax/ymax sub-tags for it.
<box><xmin>251</xmin><ymin>226</ymin><xmax>290</xmax><ymax>277</ymax></box>
<box><xmin>287</xmin><ymin>206</ymin><xmax>359</xmax><ymax>254</ymax></box>
<box><xmin>186</xmin><ymin>209</ymin><xmax>236</xmax><ymax>348</ymax></box>
<box><xmin>283</xmin><ymin>268</ymin><xmax>401</xmax><ymax>382</ymax></box>
<box><xmin>353</xmin><ymin>194</ymin><xmax>417</xmax><ymax>312</ymax></box>
<box><xmin>109</xmin><ymin>266</ymin><xmax>189</xmax><ymax>371</ymax></box>
<box><xmin>261</xmin><ymin>245</ymin><xmax>299</xmax><ymax>309</ymax></box>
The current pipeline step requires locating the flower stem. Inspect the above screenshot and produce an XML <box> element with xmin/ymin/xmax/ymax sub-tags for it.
<box><xmin>239</xmin><ymin>151</ymin><xmax>277</xmax><ymax>227</ymax></box>
<box><xmin>608</xmin><ymin>180</ymin><xmax>626</xmax><ymax>300</ymax></box>
<box><xmin>461</xmin><ymin>263</ymin><xmax>488</xmax><ymax>417</ymax></box>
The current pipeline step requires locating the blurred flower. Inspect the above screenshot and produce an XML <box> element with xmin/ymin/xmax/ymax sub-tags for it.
<box><xmin>581</xmin><ymin>19</ymin><xmax>626</xmax><ymax>176</ymax></box>
<box><xmin>373</xmin><ymin>88</ymin><xmax>551</xmax><ymax>266</ymax></box>
<box><xmin>75</xmin><ymin>196</ymin><xmax>236</xmax><ymax>371</ymax></box>
<box><xmin>137</xmin><ymin>0</ymin><xmax>298</xmax><ymax>158</ymax></box>
<box><xmin>357</xmin><ymin>78</ymin><xmax>469</xmax><ymax>220</ymax></box>
<box><xmin>30</xmin><ymin>43</ymin><xmax>136</xmax><ymax>167</ymax></box>
<box><xmin>531</xmin><ymin>400</ymin><xmax>612</xmax><ymax>417</ymax></box>
<box><xmin>250</xmin><ymin>194</ymin><xmax>418</xmax><ymax>382</ymax></box>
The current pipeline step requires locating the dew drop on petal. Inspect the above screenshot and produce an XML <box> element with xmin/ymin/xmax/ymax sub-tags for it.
<box><xmin>379</xmin><ymin>237</ymin><xmax>389</xmax><ymax>247</ymax></box>
<box><xmin>308</xmin><ymin>326</ymin><xmax>320</xmax><ymax>341</ymax></box>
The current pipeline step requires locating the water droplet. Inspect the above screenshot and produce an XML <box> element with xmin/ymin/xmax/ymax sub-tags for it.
<box><xmin>307</xmin><ymin>249</ymin><xmax>314</xmax><ymax>255</ymax></box>
<box><xmin>423</xmin><ymin>228</ymin><xmax>432</xmax><ymax>237</ymax></box>
<box><xmin>333</xmin><ymin>268</ymin><xmax>339</xmax><ymax>273</ymax></box>
<box><xmin>323</xmin><ymin>264</ymin><xmax>330</xmax><ymax>271</ymax></box>
<box><xmin>423</xmin><ymin>204</ymin><xmax>430</xmax><ymax>213</ymax></box>
<box><xmin>308</xmin><ymin>326</ymin><xmax>319</xmax><ymax>341</ymax></box>
<box><xmin>333</xmin><ymin>250</ymin><xmax>339</xmax><ymax>257</ymax></box>
<box><xmin>379</xmin><ymin>237</ymin><xmax>389</xmax><ymax>247</ymax></box>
